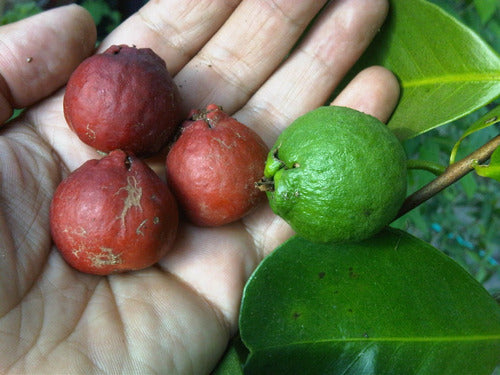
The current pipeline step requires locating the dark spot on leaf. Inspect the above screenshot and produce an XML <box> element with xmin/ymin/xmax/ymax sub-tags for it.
<box><xmin>364</xmin><ymin>209</ymin><xmax>372</xmax><ymax>217</ymax></box>
<box><xmin>362</xmin><ymin>332</ymin><xmax>369</xmax><ymax>338</ymax></box>
<box><xmin>333</xmin><ymin>290</ymin><xmax>339</xmax><ymax>294</ymax></box>
<box><xmin>292</xmin><ymin>312</ymin><xmax>301</xmax><ymax>319</ymax></box>
<box><xmin>348</xmin><ymin>308</ymin><xmax>353</xmax><ymax>313</ymax></box>
<box><xmin>348</xmin><ymin>267</ymin><xmax>358</xmax><ymax>279</ymax></box>
<box><xmin>318</xmin><ymin>271</ymin><xmax>325</xmax><ymax>279</ymax></box>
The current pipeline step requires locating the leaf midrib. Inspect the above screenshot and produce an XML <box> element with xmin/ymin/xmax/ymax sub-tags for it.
<box><xmin>249</xmin><ymin>334</ymin><xmax>500</xmax><ymax>351</ymax></box>
<box><xmin>402</xmin><ymin>72</ymin><xmax>500</xmax><ymax>88</ymax></box>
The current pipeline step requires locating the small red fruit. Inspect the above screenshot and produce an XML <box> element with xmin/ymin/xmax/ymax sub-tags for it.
<box><xmin>63</xmin><ymin>44</ymin><xmax>182</xmax><ymax>156</ymax></box>
<box><xmin>166</xmin><ymin>104</ymin><xmax>269</xmax><ymax>226</ymax></box>
<box><xmin>50</xmin><ymin>150</ymin><xmax>178</xmax><ymax>275</ymax></box>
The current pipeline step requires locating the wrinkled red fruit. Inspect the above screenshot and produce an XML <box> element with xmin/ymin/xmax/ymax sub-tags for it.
<box><xmin>166</xmin><ymin>104</ymin><xmax>269</xmax><ymax>226</ymax></box>
<box><xmin>63</xmin><ymin>44</ymin><xmax>182</xmax><ymax>156</ymax></box>
<box><xmin>50</xmin><ymin>150</ymin><xmax>178</xmax><ymax>275</ymax></box>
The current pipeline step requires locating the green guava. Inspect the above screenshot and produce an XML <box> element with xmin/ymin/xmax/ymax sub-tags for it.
<box><xmin>259</xmin><ymin>106</ymin><xmax>407</xmax><ymax>243</ymax></box>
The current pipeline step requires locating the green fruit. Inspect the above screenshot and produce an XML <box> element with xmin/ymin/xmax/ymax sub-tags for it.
<box><xmin>260</xmin><ymin>106</ymin><xmax>407</xmax><ymax>243</ymax></box>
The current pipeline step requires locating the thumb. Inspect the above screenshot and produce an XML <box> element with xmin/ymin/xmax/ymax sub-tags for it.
<box><xmin>0</xmin><ymin>4</ymin><xmax>96</xmax><ymax>124</ymax></box>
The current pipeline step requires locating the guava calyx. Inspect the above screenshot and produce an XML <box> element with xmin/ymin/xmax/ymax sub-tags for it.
<box><xmin>258</xmin><ymin>147</ymin><xmax>301</xmax><ymax>192</ymax></box>
<box><xmin>255</xmin><ymin>177</ymin><xmax>275</xmax><ymax>192</ymax></box>
<box><xmin>190</xmin><ymin>104</ymin><xmax>222</xmax><ymax>122</ymax></box>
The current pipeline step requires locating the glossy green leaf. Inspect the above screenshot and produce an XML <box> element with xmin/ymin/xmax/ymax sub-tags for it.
<box><xmin>474</xmin><ymin>145</ymin><xmax>500</xmax><ymax>181</ymax></box>
<box><xmin>347</xmin><ymin>0</ymin><xmax>500</xmax><ymax>140</ymax></box>
<box><xmin>240</xmin><ymin>228</ymin><xmax>500</xmax><ymax>375</ymax></box>
<box><xmin>211</xmin><ymin>335</ymin><xmax>247</xmax><ymax>375</ymax></box>
<box><xmin>449</xmin><ymin>104</ymin><xmax>500</xmax><ymax>164</ymax></box>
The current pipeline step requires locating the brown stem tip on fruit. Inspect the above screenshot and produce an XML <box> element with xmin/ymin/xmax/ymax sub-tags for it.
<box><xmin>190</xmin><ymin>104</ymin><xmax>223</xmax><ymax>122</ymax></box>
<box><xmin>256</xmin><ymin>177</ymin><xmax>275</xmax><ymax>192</ymax></box>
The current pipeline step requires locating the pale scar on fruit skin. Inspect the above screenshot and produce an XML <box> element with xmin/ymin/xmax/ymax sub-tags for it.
<box><xmin>136</xmin><ymin>219</ymin><xmax>148</xmax><ymax>236</ymax></box>
<box><xmin>115</xmin><ymin>176</ymin><xmax>143</xmax><ymax>228</ymax></box>
<box><xmin>85</xmin><ymin>124</ymin><xmax>96</xmax><ymax>141</ymax></box>
<box><xmin>212</xmin><ymin>137</ymin><xmax>235</xmax><ymax>149</ymax></box>
<box><xmin>136</xmin><ymin>216</ymin><xmax>161</xmax><ymax>235</ymax></box>
<box><xmin>89</xmin><ymin>247</ymin><xmax>123</xmax><ymax>267</ymax></box>
<box><xmin>63</xmin><ymin>226</ymin><xmax>87</xmax><ymax>237</ymax></box>
<box><xmin>72</xmin><ymin>243</ymin><xmax>86</xmax><ymax>259</ymax></box>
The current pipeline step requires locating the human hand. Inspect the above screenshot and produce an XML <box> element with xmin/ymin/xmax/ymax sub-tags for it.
<box><xmin>0</xmin><ymin>1</ymin><xmax>399</xmax><ymax>373</ymax></box>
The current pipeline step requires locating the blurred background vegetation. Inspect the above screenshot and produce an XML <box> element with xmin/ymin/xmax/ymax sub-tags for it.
<box><xmin>1</xmin><ymin>0</ymin><xmax>499</xmax><ymax>294</ymax></box>
<box><xmin>393</xmin><ymin>0</ymin><xmax>500</xmax><ymax>296</ymax></box>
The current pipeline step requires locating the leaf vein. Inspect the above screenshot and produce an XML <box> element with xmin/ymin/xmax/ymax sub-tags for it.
<box><xmin>251</xmin><ymin>334</ymin><xmax>500</xmax><ymax>352</ymax></box>
<box><xmin>403</xmin><ymin>73</ymin><xmax>500</xmax><ymax>88</ymax></box>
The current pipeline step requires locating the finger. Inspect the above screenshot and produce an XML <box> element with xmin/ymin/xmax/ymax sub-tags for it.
<box><xmin>0</xmin><ymin>5</ymin><xmax>96</xmax><ymax>124</ymax></box>
<box><xmin>98</xmin><ymin>0</ymin><xmax>242</xmax><ymax>75</ymax></box>
<box><xmin>331</xmin><ymin>65</ymin><xmax>400</xmax><ymax>122</ymax></box>
<box><xmin>174</xmin><ymin>0</ymin><xmax>329</xmax><ymax>113</ymax></box>
<box><xmin>243</xmin><ymin>204</ymin><xmax>294</xmax><ymax>259</ymax></box>
<box><xmin>235</xmin><ymin>0</ymin><xmax>390</xmax><ymax>146</ymax></box>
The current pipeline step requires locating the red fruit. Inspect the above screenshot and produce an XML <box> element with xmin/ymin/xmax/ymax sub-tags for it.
<box><xmin>63</xmin><ymin>44</ymin><xmax>182</xmax><ymax>156</ymax></box>
<box><xmin>166</xmin><ymin>104</ymin><xmax>269</xmax><ymax>226</ymax></box>
<box><xmin>50</xmin><ymin>150</ymin><xmax>178</xmax><ymax>275</ymax></box>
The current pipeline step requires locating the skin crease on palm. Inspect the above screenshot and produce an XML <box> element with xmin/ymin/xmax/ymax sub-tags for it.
<box><xmin>0</xmin><ymin>0</ymin><xmax>400</xmax><ymax>373</ymax></box>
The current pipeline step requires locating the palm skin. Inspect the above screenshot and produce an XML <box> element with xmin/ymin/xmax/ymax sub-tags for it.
<box><xmin>0</xmin><ymin>1</ymin><xmax>399</xmax><ymax>373</ymax></box>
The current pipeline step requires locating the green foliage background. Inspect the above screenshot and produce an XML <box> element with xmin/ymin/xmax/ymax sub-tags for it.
<box><xmin>392</xmin><ymin>0</ymin><xmax>500</xmax><ymax>293</ymax></box>
<box><xmin>0</xmin><ymin>0</ymin><xmax>122</xmax><ymax>32</ymax></box>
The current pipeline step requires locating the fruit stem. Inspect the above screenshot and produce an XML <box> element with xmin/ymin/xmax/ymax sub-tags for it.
<box><xmin>396</xmin><ymin>134</ymin><xmax>500</xmax><ymax>218</ymax></box>
<box><xmin>407</xmin><ymin>159</ymin><xmax>446</xmax><ymax>176</ymax></box>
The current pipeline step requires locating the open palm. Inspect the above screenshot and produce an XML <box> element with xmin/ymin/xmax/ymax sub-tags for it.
<box><xmin>0</xmin><ymin>1</ymin><xmax>399</xmax><ymax>373</ymax></box>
